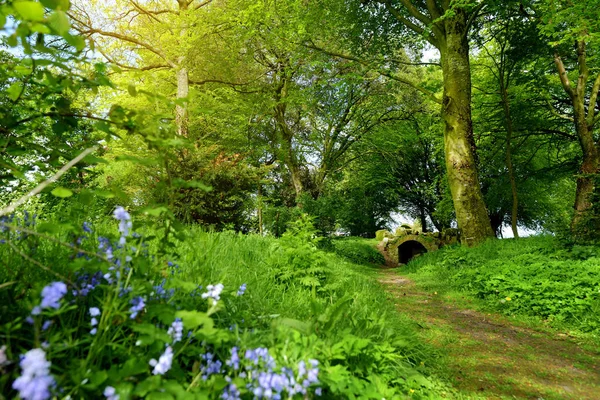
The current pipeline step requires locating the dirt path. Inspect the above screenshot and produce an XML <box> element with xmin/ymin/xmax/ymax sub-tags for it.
<box><xmin>378</xmin><ymin>269</ymin><xmax>600</xmax><ymax>400</ymax></box>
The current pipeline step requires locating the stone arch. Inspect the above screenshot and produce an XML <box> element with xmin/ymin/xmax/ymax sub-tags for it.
<box><xmin>385</xmin><ymin>234</ymin><xmax>441</xmax><ymax>265</ymax></box>
<box><xmin>397</xmin><ymin>240</ymin><xmax>428</xmax><ymax>264</ymax></box>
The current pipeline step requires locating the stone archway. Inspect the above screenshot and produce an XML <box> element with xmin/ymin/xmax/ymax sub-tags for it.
<box><xmin>397</xmin><ymin>240</ymin><xmax>428</xmax><ymax>264</ymax></box>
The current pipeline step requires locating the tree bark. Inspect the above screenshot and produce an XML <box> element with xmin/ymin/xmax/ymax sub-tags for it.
<box><xmin>439</xmin><ymin>10</ymin><xmax>494</xmax><ymax>246</ymax></box>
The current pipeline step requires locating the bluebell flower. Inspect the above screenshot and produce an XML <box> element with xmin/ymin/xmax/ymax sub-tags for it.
<box><xmin>201</xmin><ymin>283</ymin><xmax>224</xmax><ymax>305</ymax></box>
<box><xmin>40</xmin><ymin>282</ymin><xmax>67</xmax><ymax>310</ymax></box>
<box><xmin>237</xmin><ymin>283</ymin><xmax>247</xmax><ymax>296</ymax></box>
<box><xmin>129</xmin><ymin>296</ymin><xmax>145</xmax><ymax>319</ymax></box>
<box><xmin>103</xmin><ymin>386</ymin><xmax>119</xmax><ymax>400</ymax></box>
<box><xmin>41</xmin><ymin>321</ymin><xmax>52</xmax><ymax>331</ymax></box>
<box><xmin>226</xmin><ymin>347</ymin><xmax>240</xmax><ymax>370</ymax></box>
<box><xmin>89</xmin><ymin>307</ymin><xmax>101</xmax><ymax>317</ymax></box>
<box><xmin>167</xmin><ymin>318</ymin><xmax>183</xmax><ymax>343</ymax></box>
<box><xmin>315</xmin><ymin>387</ymin><xmax>322</xmax><ymax>396</ymax></box>
<box><xmin>200</xmin><ymin>353</ymin><xmax>222</xmax><ymax>380</ymax></box>
<box><xmin>12</xmin><ymin>348</ymin><xmax>55</xmax><ymax>400</ymax></box>
<box><xmin>82</xmin><ymin>222</ymin><xmax>92</xmax><ymax>233</ymax></box>
<box><xmin>113</xmin><ymin>206</ymin><xmax>132</xmax><ymax>245</ymax></box>
<box><xmin>98</xmin><ymin>237</ymin><xmax>113</xmax><ymax>260</ymax></box>
<box><xmin>149</xmin><ymin>346</ymin><xmax>173</xmax><ymax>375</ymax></box>
<box><xmin>221</xmin><ymin>383</ymin><xmax>241</xmax><ymax>400</ymax></box>
<box><xmin>90</xmin><ymin>328</ymin><xmax>97</xmax><ymax>335</ymax></box>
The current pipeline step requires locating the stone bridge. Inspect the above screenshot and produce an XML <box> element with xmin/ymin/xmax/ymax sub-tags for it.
<box><xmin>376</xmin><ymin>227</ymin><xmax>460</xmax><ymax>266</ymax></box>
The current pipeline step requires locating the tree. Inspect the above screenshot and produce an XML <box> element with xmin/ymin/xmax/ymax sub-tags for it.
<box><xmin>319</xmin><ymin>0</ymin><xmax>495</xmax><ymax>245</ymax></box>
<box><xmin>536</xmin><ymin>0</ymin><xmax>600</xmax><ymax>239</ymax></box>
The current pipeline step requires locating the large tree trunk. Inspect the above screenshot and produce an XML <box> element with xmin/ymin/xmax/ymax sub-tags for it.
<box><xmin>439</xmin><ymin>10</ymin><xmax>494</xmax><ymax>246</ymax></box>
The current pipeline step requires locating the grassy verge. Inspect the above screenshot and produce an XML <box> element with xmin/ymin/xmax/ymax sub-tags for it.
<box><xmin>402</xmin><ymin>236</ymin><xmax>600</xmax><ymax>341</ymax></box>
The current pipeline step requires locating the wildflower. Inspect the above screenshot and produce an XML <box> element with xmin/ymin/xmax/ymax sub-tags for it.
<box><xmin>226</xmin><ymin>347</ymin><xmax>240</xmax><ymax>370</ymax></box>
<box><xmin>129</xmin><ymin>296</ymin><xmax>145</xmax><ymax>319</ymax></box>
<box><xmin>167</xmin><ymin>318</ymin><xmax>183</xmax><ymax>343</ymax></box>
<box><xmin>221</xmin><ymin>383</ymin><xmax>241</xmax><ymax>400</ymax></box>
<box><xmin>315</xmin><ymin>387</ymin><xmax>322</xmax><ymax>396</ymax></box>
<box><xmin>103</xmin><ymin>386</ymin><xmax>119</xmax><ymax>400</ymax></box>
<box><xmin>90</xmin><ymin>328</ymin><xmax>97</xmax><ymax>335</ymax></box>
<box><xmin>83</xmin><ymin>222</ymin><xmax>92</xmax><ymax>233</ymax></box>
<box><xmin>200</xmin><ymin>353</ymin><xmax>222</xmax><ymax>380</ymax></box>
<box><xmin>98</xmin><ymin>237</ymin><xmax>113</xmax><ymax>260</ymax></box>
<box><xmin>89</xmin><ymin>307</ymin><xmax>101</xmax><ymax>317</ymax></box>
<box><xmin>505</xmin><ymin>297</ymin><xmax>512</xmax><ymax>301</ymax></box>
<box><xmin>12</xmin><ymin>348</ymin><xmax>55</xmax><ymax>400</ymax></box>
<box><xmin>113</xmin><ymin>206</ymin><xmax>132</xmax><ymax>245</ymax></box>
<box><xmin>40</xmin><ymin>282</ymin><xmax>67</xmax><ymax>310</ymax></box>
<box><xmin>237</xmin><ymin>283</ymin><xmax>247</xmax><ymax>296</ymax></box>
<box><xmin>149</xmin><ymin>346</ymin><xmax>173</xmax><ymax>375</ymax></box>
<box><xmin>41</xmin><ymin>321</ymin><xmax>52</xmax><ymax>331</ymax></box>
<box><xmin>201</xmin><ymin>283</ymin><xmax>224</xmax><ymax>305</ymax></box>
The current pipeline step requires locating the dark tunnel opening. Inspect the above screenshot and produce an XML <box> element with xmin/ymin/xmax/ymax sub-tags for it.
<box><xmin>398</xmin><ymin>240</ymin><xmax>427</xmax><ymax>264</ymax></box>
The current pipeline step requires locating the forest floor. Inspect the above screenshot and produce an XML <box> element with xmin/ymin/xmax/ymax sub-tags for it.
<box><xmin>377</xmin><ymin>269</ymin><xmax>600</xmax><ymax>400</ymax></box>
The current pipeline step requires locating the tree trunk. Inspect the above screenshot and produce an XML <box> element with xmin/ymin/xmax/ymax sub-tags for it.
<box><xmin>571</xmin><ymin>101</ymin><xmax>599</xmax><ymax>234</ymax></box>
<box><xmin>439</xmin><ymin>10</ymin><xmax>494</xmax><ymax>246</ymax></box>
<box><xmin>175</xmin><ymin>62</ymin><xmax>189</xmax><ymax>137</ymax></box>
<box><xmin>500</xmin><ymin>83</ymin><xmax>519</xmax><ymax>238</ymax></box>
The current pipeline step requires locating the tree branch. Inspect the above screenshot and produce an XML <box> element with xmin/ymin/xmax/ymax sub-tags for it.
<box><xmin>553</xmin><ymin>52</ymin><xmax>574</xmax><ymax>99</ymax></box>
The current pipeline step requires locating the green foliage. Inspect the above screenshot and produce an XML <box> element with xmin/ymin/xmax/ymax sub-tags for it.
<box><xmin>327</xmin><ymin>237</ymin><xmax>385</xmax><ymax>266</ymax></box>
<box><xmin>267</xmin><ymin>215</ymin><xmax>330</xmax><ymax>295</ymax></box>
<box><xmin>406</xmin><ymin>236</ymin><xmax>600</xmax><ymax>334</ymax></box>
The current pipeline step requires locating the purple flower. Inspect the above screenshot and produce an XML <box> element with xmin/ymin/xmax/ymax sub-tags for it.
<box><xmin>40</xmin><ymin>282</ymin><xmax>67</xmax><ymax>310</ymax></box>
<box><xmin>83</xmin><ymin>222</ymin><xmax>92</xmax><ymax>233</ymax></box>
<box><xmin>12</xmin><ymin>348</ymin><xmax>55</xmax><ymax>400</ymax></box>
<box><xmin>149</xmin><ymin>346</ymin><xmax>173</xmax><ymax>375</ymax></box>
<box><xmin>113</xmin><ymin>206</ymin><xmax>132</xmax><ymax>243</ymax></box>
<box><xmin>89</xmin><ymin>307</ymin><xmax>101</xmax><ymax>317</ymax></box>
<box><xmin>237</xmin><ymin>283</ymin><xmax>247</xmax><ymax>296</ymax></box>
<box><xmin>104</xmin><ymin>386</ymin><xmax>119</xmax><ymax>400</ymax></box>
<box><xmin>41</xmin><ymin>321</ymin><xmax>52</xmax><ymax>331</ymax></box>
<box><xmin>225</xmin><ymin>347</ymin><xmax>240</xmax><ymax>370</ymax></box>
<box><xmin>221</xmin><ymin>383</ymin><xmax>241</xmax><ymax>400</ymax></box>
<box><xmin>90</xmin><ymin>328</ymin><xmax>97</xmax><ymax>335</ymax></box>
<box><xmin>129</xmin><ymin>296</ymin><xmax>145</xmax><ymax>319</ymax></box>
<box><xmin>201</xmin><ymin>283</ymin><xmax>224</xmax><ymax>305</ymax></box>
<box><xmin>167</xmin><ymin>318</ymin><xmax>183</xmax><ymax>343</ymax></box>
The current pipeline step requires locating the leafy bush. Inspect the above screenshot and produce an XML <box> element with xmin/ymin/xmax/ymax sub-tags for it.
<box><xmin>405</xmin><ymin>236</ymin><xmax>600</xmax><ymax>333</ymax></box>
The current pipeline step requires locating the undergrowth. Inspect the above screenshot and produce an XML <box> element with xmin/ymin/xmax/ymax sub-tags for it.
<box><xmin>403</xmin><ymin>236</ymin><xmax>600</xmax><ymax>336</ymax></box>
<box><xmin>0</xmin><ymin>212</ymin><xmax>450</xmax><ymax>399</ymax></box>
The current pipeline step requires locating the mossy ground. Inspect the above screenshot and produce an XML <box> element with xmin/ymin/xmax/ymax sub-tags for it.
<box><xmin>378</xmin><ymin>269</ymin><xmax>600</xmax><ymax>399</ymax></box>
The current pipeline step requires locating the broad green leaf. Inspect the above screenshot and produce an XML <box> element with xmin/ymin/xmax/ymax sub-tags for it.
<box><xmin>39</xmin><ymin>0</ymin><xmax>70</xmax><ymax>10</ymax></box>
<box><xmin>48</xmin><ymin>10</ymin><xmax>70</xmax><ymax>35</ymax></box>
<box><xmin>128</xmin><ymin>82</ymin><xmax>137</xmax><ymax>97</ymax></box>
<box><xmin>174</xmin><ymin>310</ymin><xmax>213</xmax><ymax>330</ymax></box>
<box><xmin>7</xmin><ymin>83</ymin><xmax>22</xmax><ymax>101</ymax></box>
<box><xmin>13</xmin><ymin>1</ymin><xmax>45</xmax><ymax>21</ymax></box>
<box><xmin>51</xmin><ymin>186</ymin><xmax>73</xmax><ymax>198</ymax></box>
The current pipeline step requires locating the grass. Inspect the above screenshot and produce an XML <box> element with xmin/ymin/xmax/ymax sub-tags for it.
<box><xmin>402</xmin><ymin>235</ymin><xmax>600</xmax><ymax>339</ymax></box>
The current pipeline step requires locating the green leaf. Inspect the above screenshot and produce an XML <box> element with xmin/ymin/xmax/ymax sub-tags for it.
<box><xmin>7</xmin><ymin>83</ymin><xmax>22</xmax><ymax>102</ymax></box>
<box><xmin>48</xmin><ymin>10</ymin><xmax>70</xmax><ymax>35</ymax></box>
<box><xmin>128</xmin><ymin>83</ymin><xmax>137</xmax><ymax>97</ymax></box>
<box><xmin>51</xmin><ymin>187</ymin><xmax>73</xmax><ymax>198</ymax></box>
<box><xmin>39</xmin><ymin>0</ymin><xmax>70</xmax><ymax>10</ymax></box>
<box><xmin>13</xmin><ymin>1</ymin><xmax>45</xmax><ymax>21</ymax></box>
<box><xmin>64</xmin><ymin>33</ymin><xmax>85</xmax><ymax>51</ymax></box>
<box><xmin>174</xmin><ymin>310</ymin><xmax>213</xmax><ymax>330</ymax></box>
